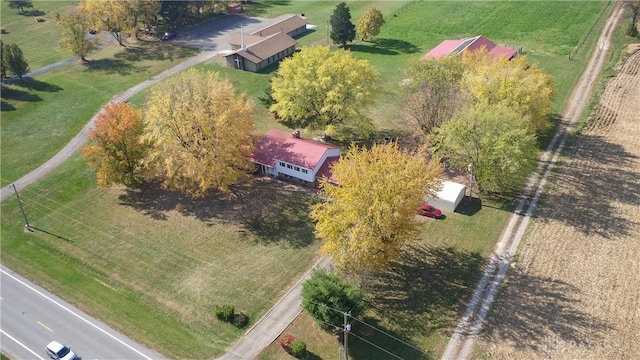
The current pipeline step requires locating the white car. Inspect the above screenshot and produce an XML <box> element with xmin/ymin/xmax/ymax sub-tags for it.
<box><xmin>46</xmin><ymin>341</ymin><xmax>78</xmax><ymax>360</ymax></box>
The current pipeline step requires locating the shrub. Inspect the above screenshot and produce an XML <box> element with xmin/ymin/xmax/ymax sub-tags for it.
<box><xmin>301</xmin><ymin>269</ymin><xmax>365</xmax><ymax>330</ymax></box>
<box><xmin>213</xmin><ymin>304</ymin><xmax>235</xmax><ymax>322</ymax></box>
<box><xmin>279</xmin><ymin>334</ymin><xmax>295</xmax><ymax>353</ymax></box>
<box><xmin>36</xmin><ymin>18</ymin><xmax>45</xmax><ymax>23</ymax></box>
<box><xmin>290</xmin><ymin>339</ymin><xmax>307</xmax><ymax>358</ymax></box>
<box><xmin>232</xmin><ymin>312</ymin><xmax>249</xmax><ymax>328</ymax></box>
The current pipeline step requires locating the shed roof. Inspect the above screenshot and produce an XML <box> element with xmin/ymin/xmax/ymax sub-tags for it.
<box><xmin>251</xmin><ymin>14</ymin><xmax>307</xmax><ymax>37</ymax></box>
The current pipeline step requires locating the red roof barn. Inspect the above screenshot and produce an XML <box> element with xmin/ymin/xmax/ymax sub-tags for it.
<box><xmin>422</xmin><ymin>35</ymin><xmax>517</xmax><ymax>60</ymax></box>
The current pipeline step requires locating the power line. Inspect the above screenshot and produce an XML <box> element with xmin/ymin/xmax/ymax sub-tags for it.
<box><xmin>9</xmin><ymin>176</ymin><xmax>424</xmax><ymax>359</ymax></box>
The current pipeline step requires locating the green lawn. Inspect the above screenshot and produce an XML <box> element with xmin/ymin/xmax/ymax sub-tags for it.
<box><xmin>0</xmin><ymin>43</ymin><xmax>200</xmax><ymax>186</ymax></box>
<box><xmin>0</xmin><ymin>154</ymin><xmax>323</xmax><ymax>359</ymax></box>
<box><xmin>0</xmin><ymin>1</ymin><xmax>77</xmax><ymax>70</ymax></box>
<box><xmin>0</xmin><ymin>1</ymin><xmax>616</xmax><ymax>359</ymax></box>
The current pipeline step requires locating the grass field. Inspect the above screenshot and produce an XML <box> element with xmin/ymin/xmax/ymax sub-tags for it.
<box><xmin>0</xmin><ymin>1</ymin><xmax>616</xmax><ymax>359</ymax></box>
<box><xmin>0</xmin><ymin>43</ymin><xmax>200</xmax><ymax>186</ymax></box>
<box><xmin>0</xmin><ymin>153</ymin><xmax>323</xmax><ymax>358</ymax></box>
<box><xmin>0</xmin><ymin>1</ymin><xmax>77</xmax><ymax>70</ymax></box>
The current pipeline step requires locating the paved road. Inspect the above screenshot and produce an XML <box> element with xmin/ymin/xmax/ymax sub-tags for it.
<box><xmin>0</xmin><ymin>265</ymin><xmax>164</xmax><ymax>360</ymax></box>
<box><xmin>1</xmin><ymin>12</ymin><xmax>328</xmax><ymax>360</ymax></box>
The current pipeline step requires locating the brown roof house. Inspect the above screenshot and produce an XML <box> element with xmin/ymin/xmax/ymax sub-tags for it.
<box><xmin>224</xmin><ymin>15</ymin><xmax>308</xmax><ymax>72</ymax></box>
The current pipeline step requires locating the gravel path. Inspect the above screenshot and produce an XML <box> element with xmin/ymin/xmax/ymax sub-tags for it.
<box><xmin>440</xmin><ymin>3</ymin><xmax>624</xmax><ymax>359</ymax></box>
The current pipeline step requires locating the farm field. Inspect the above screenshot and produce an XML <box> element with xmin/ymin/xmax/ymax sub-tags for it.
<box><xmin>473</xmin><ymin>47</ymin><xmax>640</xmax><ymax>359</ymax></box>
<box><xmin>0</xmin><ymin>1</ymin><xmax>621</xmax><ymax>359</ymax></box>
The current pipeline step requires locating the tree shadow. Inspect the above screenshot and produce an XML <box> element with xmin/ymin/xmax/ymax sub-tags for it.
<box><xmin>0</xmin><ymin>100</ymin><xmax>16</xmax><ymax>111</ymax></box>
<box><xmin>117</xmin><ymin>178</ymin><xmax>318</xmax><ymax>248</ymax></box>
<box><xmin>349</xmin><ymin>38</ymin><xmax>420</xmax><ymax>56</ymax></box>
<box><xmin>23</xmin><ymin>9</ymin><xmax>45</xmax><ymax>17</ymax></box>
<box><xmin>0</xmin><ymin>85</ymin><xmax>42</xmax><ymax>106</ymax></box>
<box><xmin>347</xmin><ymin>317</ymin><xmax>434</xmax><ymax>360</ymax></box>
<box><xmin>483</xmin><ymin>269</ymin><xmax>611</xmax><ymax>354</ymax></box>
<box><xmin>14</xmin><ymin>78</ymin><xmax>63</xmax><ymax>92</ymax></box>
<box><xmin>82</xmin><ymin>58</ymin><xmax>141</xmax><ymax>76</ymax></box>
<box><xmin>363</xmin><ymin>244</ymin><xmax>485</xmax><ymax>338</ymax></box>
<box><xmin>533</xmin><ymin>134</ymin><xmax>639</xmax><ymax>239</ymax></box>
<box><xmin>241</xmin><ymin>1</ymin><xmax>292</xmax><ymax>17</ymax></box>
<box><xmin>113</xmin><ymin>43</ymin><xmax>199</xmax><ymax>63</ymax></box>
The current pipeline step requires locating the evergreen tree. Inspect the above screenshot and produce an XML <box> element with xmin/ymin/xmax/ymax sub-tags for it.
<box><xmin>330</xmin><ymin>2</ymin><xmax>356</xmax><ymax>47</ymax></box>
<box><xmin>3</xmin><ymin>43</ymin><xmax>30</xmax><ymax>80</ymax></box>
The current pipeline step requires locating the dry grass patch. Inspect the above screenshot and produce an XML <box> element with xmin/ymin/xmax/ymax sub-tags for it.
<box><xmin>474</xmin><ymin>50</ymin><xmax>640</xmax><ymax>359</ymax></box>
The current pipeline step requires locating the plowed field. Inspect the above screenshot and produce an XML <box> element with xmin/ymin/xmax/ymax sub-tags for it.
<box><xmin>474</xmin><ymin>49</ymin><xmax>640</xmax><ymax>359</ymax></box>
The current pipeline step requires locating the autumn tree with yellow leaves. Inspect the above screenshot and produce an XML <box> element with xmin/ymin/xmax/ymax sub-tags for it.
<box><xmin>311</xmin><ymin>143</ymin><xmax>442</xmax><ymax>276</ymax></box>
<box><xmin>357</xmin><ymin>7</ymin><xmax>385</xmax><ymax>42</ymax></box>
<box><xmin>82</xmin><ymin>102</ymin><xmax>147</xmax><ymax>187</ymax></box>
<box><xmin>142</xmin><ymin>69</ymin><xmax>255</xmax><ymax>198</ymax></box>
<box><xmin>461</xmin><ymin>50</ymin><xmax>556</xmax><ymax>133</ymax></box>
<box><xmin>270</xmin><ymin>46</ymin><xmax>380</xmax><ymax>140</ymax></box>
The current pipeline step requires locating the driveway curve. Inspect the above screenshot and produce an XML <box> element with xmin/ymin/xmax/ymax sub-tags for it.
<box><xmin>0</xmin><ymin>14</ymin><xmax>293</xmax><ymax>202</ymax></box>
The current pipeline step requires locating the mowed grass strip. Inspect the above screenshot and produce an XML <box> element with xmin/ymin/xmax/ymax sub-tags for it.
<box><xmin>1</xmin><ymin>43</ymin><xmax>200</xmax><ymax>186</ymax></box>
<box><xmin>0</xmin><ymin>1</ymin><xmax>77</xmax><ymax>69</ymax></box>
<box><xmin>1</xmin><ymin>154</ymin><xmax>322</xmax><ymax>358</ymax></box>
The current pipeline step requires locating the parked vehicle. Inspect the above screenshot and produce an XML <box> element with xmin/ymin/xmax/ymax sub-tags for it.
<box><xmin>417</xmin><ymin>204</ymin><xmax>443</xmax><ymax>219</ymax></box>
<box><xmin>161</xmin><ymin>31</ymin><xmax>177</xmax><ymax>41</ymax></box>
<box><xmin>46</xmin><ymin>341</ymin><xmax>77</xmax><ymax>360</ymax></box>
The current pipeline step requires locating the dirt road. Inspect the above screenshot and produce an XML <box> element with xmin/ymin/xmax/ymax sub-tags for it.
<box><xmin>441</xmin><ymin>3</ymin><xmax>626</xmax><ymax>359</ymax></box>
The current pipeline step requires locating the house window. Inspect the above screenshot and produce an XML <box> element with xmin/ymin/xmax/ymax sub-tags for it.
<box><xmin>279</xmin><ymin>161</ymin><xmax>285</xmax><ymax>166</ymax></box>
<box><xmin>294</xmin><ymin>166</ymin><xmax>300</xmax><ymax>171</ymax></box>
<box><xmin>286</xmin><ymin>164</ymin><xmax>292</xmax><ymax>169</ymax></box>
<box><xmin>301</xmin><ymin>169</ymin><xmax>308</xmax><ymax>174</ymax></box>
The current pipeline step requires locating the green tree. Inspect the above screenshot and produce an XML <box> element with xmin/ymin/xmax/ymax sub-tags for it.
<box><xmin>461</xmin><ymin>50</ymin><xmax>556</xmax><ymax>133</ymax></box>
<box><xmin>356</xmin><ymin>7</ymin><xmax>385</xmax><ymax>42</ymax></box>
<box><xmin>82</xmin><ymin>102</ymin><xmax>148</xmax><ymax>187</ymax></box>
<box><xmin>402</xmin><ymin>56</ymin><xmax>468</xmax><ymax>136</ymax></box>
<box><xmin>625</xmin><ymin>1</ymin><xmax>640</xmax><ymax>37</ymax></box>
<box><xmin>142</xmin><ymin>69</ymin><xmax>255</xmax><ymax>198</ymax></box>
<box><xmin>270</xmin><ymin>46</ymin><xmax>380</xmax><ymax>139</ymax></box>
<box><xmin>330</xmin><ymin>2</ymin><xmax>356</xmax><ymax>47</ymax></box>
<box><xmin>301</xmin><ymin>269</ymin><xmax>365</xmax><ymax>330</ymax></box>
<box><xmin>311</xmin><ymin>143</ymin><xmax>442</xmax><ymax>275</ymax></box>
<box><xmin>57</xmin><ymin>7</ymin><xmax>100</xmax><ymax>62</ymax></box>
<box><xmin>431</xmin><ymin>102</ymin><xmax>538</xmax><ymax>193</ymax></box>
<box><xmin>3</xmin><ymin>43</ymin><xmax>29</xmax><ymax>80</ymax></box>
<box><xmin>8</xmin><ymin>0</ymin><xmax>33</xmax><ymax>14</ymax></box>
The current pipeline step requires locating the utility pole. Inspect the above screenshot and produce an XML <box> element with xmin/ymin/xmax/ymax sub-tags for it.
<box><xmin>344</xmin><ymin>311</ymin><xmax>351</xmax><ymax>360</ymax></box>
<box><xmin>467</xmin><ymin>163</ymin><xmax>473</xmax><ymax>208</ymax></box>
<box><xmin>12</xmin><ymin>184</ymin><xmax>32</xmax><ymax>232</ymax></box>
<box><xmin>327</xmin><ymin>20</ymin><xmax>330</xmax><ymax>45</ymax></box>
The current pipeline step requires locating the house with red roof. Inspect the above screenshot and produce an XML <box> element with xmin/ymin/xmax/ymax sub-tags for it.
<box><xmin>421</xmin><ymin>35</ymin><xmax>517</xmax><ymax>61</ymax></box>
<box><xmin>250</xmin><ymin>129</ymin><xmax>341</xmax><ymax>186</ymax></box>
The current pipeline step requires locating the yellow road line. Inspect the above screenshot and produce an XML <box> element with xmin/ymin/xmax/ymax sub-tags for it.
<box><xmin>37</xmin><ymin>321</ymin><xmax>53</xmax><ymax>332</ymax></box>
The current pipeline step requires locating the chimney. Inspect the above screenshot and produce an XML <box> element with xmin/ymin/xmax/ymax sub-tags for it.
<box><xmin>240</xmin><ymin>24</ymin><xmax>247</xmax><ymax>51</ymax></box>
<box><xmin>292</xmin><ymin>129</ymin><xmax>301</xmax><ymax>138</ymax></box>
